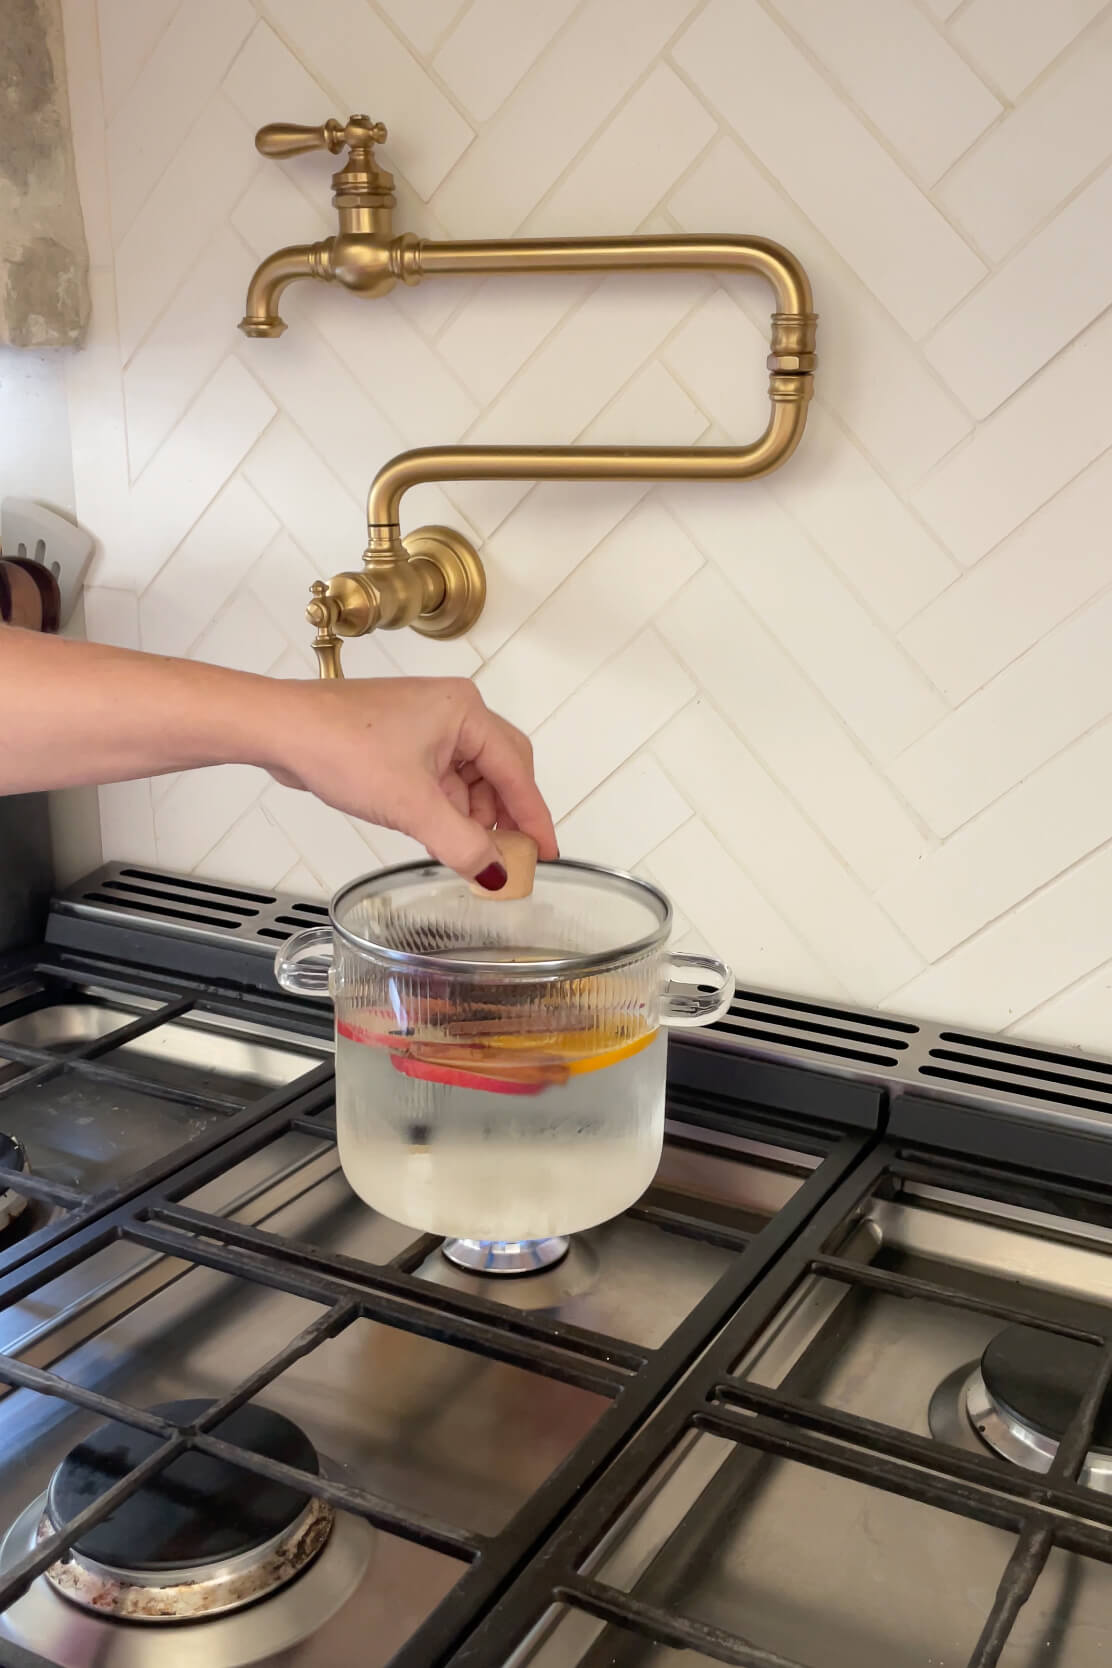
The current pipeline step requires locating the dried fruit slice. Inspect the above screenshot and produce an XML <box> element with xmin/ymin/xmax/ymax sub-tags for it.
<box><xmin>389</xmin><ymin>1052</ymin><xmax>555</xmax><ymax>1096</ymax></box>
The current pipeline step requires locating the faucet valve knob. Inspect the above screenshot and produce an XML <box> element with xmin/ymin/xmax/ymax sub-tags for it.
<box><xmin>256</xmin><ymin>117</ymin><xmax>387</xmax><ymax>159</ymax></box>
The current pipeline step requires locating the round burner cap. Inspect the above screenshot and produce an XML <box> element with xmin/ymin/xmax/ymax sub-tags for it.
<box><xmin>981</xmin><ymin>1324</ymin><xmax>1111</xmax><ymax>1449</ymax></box>
<box><xmin>47</xmin><ymin>1399</ymin><xmax>320</xmax><ymax>1575</ymax></box>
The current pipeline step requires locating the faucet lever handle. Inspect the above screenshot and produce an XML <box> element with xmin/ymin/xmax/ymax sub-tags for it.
<box><xmin>256</xmin><ymin>117</ymin><xmax>386</xmax><ymax>160</ymax></box>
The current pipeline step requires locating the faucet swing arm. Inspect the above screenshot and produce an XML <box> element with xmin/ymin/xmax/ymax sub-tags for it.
<box><xmin>238</xmin><ymin>121</ymin><xmax>818</xmax><ymax>679</ymax></box>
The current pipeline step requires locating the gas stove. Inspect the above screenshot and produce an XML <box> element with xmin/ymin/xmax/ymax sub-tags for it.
<box><xmin>0</xmin><ymin>867</ymin><xmax>1108</xmax><ymax>1666</ymax></box>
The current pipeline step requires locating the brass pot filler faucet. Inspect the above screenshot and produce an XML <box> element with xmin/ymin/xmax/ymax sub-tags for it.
<box><xmin>238</xmin><ymin>117</ymin><xmax>818</xmax><ymax>679</ymax></box>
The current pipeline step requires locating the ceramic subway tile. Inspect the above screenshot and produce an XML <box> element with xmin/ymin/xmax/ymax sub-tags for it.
<box><xmin>432</xmin><ymin>0</ymin><xmax>579</xmax><ymax>122</ymax></box>
<box><xmin>96</xmin><ymin>0</ymin><xmax>180</xmax><ymax>122</ymax></box>
<box><xmin>1010</xmin><ymin>961</ymin><xmax>1112</xmax><ymax>1053</ymax></box>
<box><xmin>311</xmin><ymin>287</ymin><xmax>479</xmax><ymax>447</ymax></box>
<box><xmin>889</xmin><ymin>586</ymin><xmax>1112</xmax><ymax>837</ymax></box>
<box><xmin>436</xmin><ymin>274</ymin><xmax>594</xmax><ymax>408</ymax></box>
<box><xmin>276</xmin><ymin>861</ymin><xmax>327</xmax><ymax>900</ymax></box>
<box><xmin>123</xmin><ymin>229</ymin><xmax>248</xmax><ymax>479</ymax></box>
<box><xmin>190</xmin><ymin>589</ymin><xmax>289</xmax><ymax>676</ymax></box>
<box><xmin>116</xmin><ymin>358</ymin><xmax>275</xmax><ymax>589</ymax></box>
<box><xmin>475</xmin><ymin>499</ymin><xmax>703</xmax><ymax>732</ymax></box>
<box><xmin>520</xmin><ymin>65</ymin><xmax>716</xmax><ymax>237</ymax></box>
<box><xmin>531</xmin><ymin>631</ymin><xmax>695</xmax><ymax>821</ymax></box>
<box><xmin>950</xmin><ymin>0</ymin><xmax>1108</xmax><ymax>101</ymax></box>
<box><xmin>652</xmin><ymin>700</ymin><xmax>922</xmax><ymax>1000</ymax></box>
<box><xmin>646</xmin><ymin>819</ymin><xmax>842</xmax><ymax>998</ymax></box>
<box><xmin>926</xmin><ymin>164</ymin><xmax>1112</xmax><ymax>418</ymax></box>
<box><xmin>230</xmin><ymin>167</ymin><xmax>333</xmax><ymax>265</ymax></box>
<box><xmin>98</xmin><ymin>780</ymin><xmax>157</xmax><ymax>866</ymax></box>
<box><xmin>431</xmin><ymin>0</ymin><xmax>701</xmax><ymax>234</ymax></box>
<box><xmin>106</xmin><ymin>0</ymin><xmax>253</xmax><ymax>240</ymax></box>
<box><xmin>556</xmin><ymin>754</ymin><xmax>692</xmax><ymax>872</ymax></box>
<box><xmin>879</xmin><ymin>720</ymin><xmax>1112</xmax><ymax>962</ymax></box>
<box><xmin>260</xmin><ymin>782</ymin><xmax>386</xmax><ymax>887</ymax></box>
<box><xmin>240</xmin><ymin>415</ymin><xmax>364</xmax><ymax>575</ymax></box>
<box><xmin>154</xmin><ymin>765</ymin><xmax>268</xmax><ymax>874</ymax></box>
<box><xmin>768</xmin><ymin>0</ymin><xmax>999</xmax><ymax>184</ymax></box>
<box><xmin>911</xmin><ymin>308</ymin><xmax>1112</xmax><ymax>565</ymax></box>
<box><xmin>672</xmin><ymin>0</ymin><xmax>985</xmax><ymax>336</ymax></box>
<box><xmin>114</xmin><ymin>93</ymin><xmax>260</xmax><ymax>362</ymax></box>
<box><xmin>660</xmin><ymin>568</ymin><xmax>930</xmax><ymax>889</ymax></box>
<box><xmin>937</xmin><ymin>12</ymin><xmax>1112</xmax><ymax>261</ymax></box>
<box><xmin>883</xmin><ymin>841</ymin><xmax>1112</xmax><ymax>1032</ymax></box>
<box><xmin>376</xmin><ymin>0</ymin><xmax>468</xmax><ymax>56</ymax></box>
<box><xmin>222</xmin><ymin>19</ymin><xmax>333</xmax><ymax>133</ymax></box>
<box><xmin>202</xmin><ymin>805</ymin><xmax>300</xmax><ymax>891</ymax></box>
<box><xmin>138</xmin><ymin>476</ymin><xmax>278</xmax><ymax>659</ymax></box>
<box><xmin>668</xmin><ymin>480</ymin><xmax>946</xmax><ymax>761</ymax></box>
<box><xmin>466</xmin><ymin>272</ymin><xmax>709</xmax><ymax>449</ymax></box>
<box><xmin>262</xmin><ymin>0</ymin><xmax>474</xmax><ymax>199</ymax></box>
<box><xmin>899</xmin><ymin>450</ymin><xmax>1112</xmax><ymax>704</ymax></box>
<box><xmin>237</xmin><ymin>322</ymin><xmax>402</xmax><ymax>504</ymax></box>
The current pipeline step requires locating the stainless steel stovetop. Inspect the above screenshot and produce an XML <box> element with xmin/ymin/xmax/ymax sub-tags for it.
<box><xmin>0</xmin><ymin>868</ymin><xmax>1110</xmax><ymax>1668</ymax></box>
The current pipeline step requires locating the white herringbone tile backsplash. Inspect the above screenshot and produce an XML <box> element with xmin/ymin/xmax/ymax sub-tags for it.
<box><xmin>60</xmin><ymin>0</ymin><xmax>1112</xmax><ymax>1050</ymax></box>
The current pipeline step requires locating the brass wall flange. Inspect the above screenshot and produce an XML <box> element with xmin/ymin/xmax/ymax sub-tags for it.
<box><xmin>240</xmin><ymin>117</ymin><xmax>818</xmax><ymax>679</ymax></box>
<box><xmin>402</xmin><ymin>527</ymin><xmax>486</xmax><ymax>641</ymax></box>
<box><xmin>304</xmin><ymin>529</ymin><xmax>485</xmax><ymax>677</ymax></box>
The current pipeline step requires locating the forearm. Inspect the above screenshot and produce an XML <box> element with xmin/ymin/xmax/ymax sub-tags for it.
<box><xmin>0</xmin><ymin>627</ymin><xmax>274</xmax><ymax>793</ymax></box>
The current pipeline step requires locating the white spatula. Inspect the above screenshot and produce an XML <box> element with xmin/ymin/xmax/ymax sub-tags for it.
<box><xmin>1</xmin><ymin>498</ymin><xmax>94</xmax><ymax>629</ymax></box>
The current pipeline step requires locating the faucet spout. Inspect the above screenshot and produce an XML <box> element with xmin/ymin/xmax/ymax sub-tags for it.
<box><xmin>239</xmin><ymin>241</ymin><xmax>333</xmax><ymax>338</ymax></box>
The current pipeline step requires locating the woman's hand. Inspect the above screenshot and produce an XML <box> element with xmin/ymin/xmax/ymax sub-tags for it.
<box><xmin>263</xmin><ymin>677</ymin><xmax>558</xmax><ymax>886</ymax></box>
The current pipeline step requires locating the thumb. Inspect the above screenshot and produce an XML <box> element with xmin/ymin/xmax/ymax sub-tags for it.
<box><xmin>404</xmin><ymin>781</ymin><xmax>504</xmax><ymax>886</ymax></box>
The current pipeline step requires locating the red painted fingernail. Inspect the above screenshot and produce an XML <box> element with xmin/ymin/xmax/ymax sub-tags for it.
<box><xmin>474</xmin><ymin>862</ymin><xmax>507</xmax><ymax>892</ymax></box>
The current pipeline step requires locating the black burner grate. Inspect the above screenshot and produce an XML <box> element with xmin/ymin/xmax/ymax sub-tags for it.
<box><xmin>441</xmin><ymin>1145</ymin><xmax>1112</xmax><ymax>1668</ymax></box>
<box><xmin>0</xmin><ymin>936</ymin><xmax>863</xmax><ymax>1668</ymax></box>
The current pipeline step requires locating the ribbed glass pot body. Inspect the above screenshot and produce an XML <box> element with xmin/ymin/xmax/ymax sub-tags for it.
<box><xmin>276</xmin><ymin>861</ymin><xmax>732</xmax><ymax>1242</ymax></box>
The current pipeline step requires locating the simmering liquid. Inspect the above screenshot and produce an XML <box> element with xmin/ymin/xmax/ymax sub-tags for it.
<box><xmin>334</xmin><ymin>1020</ymin><xmax>665</xmax><ymax>1241</ymax></box>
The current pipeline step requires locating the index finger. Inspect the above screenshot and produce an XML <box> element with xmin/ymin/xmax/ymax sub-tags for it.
<box><xmin>459</xmin><ymin>709</ymin><xmax>558</xmax><ymax>861</ymax></box>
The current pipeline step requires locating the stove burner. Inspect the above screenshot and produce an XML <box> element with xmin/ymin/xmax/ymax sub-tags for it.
<box><xmin>964</xmin><ymin>1324</ymin><xmax>1112</xmax><ymax>1491</ymax></box>
<box><xmin>442</xmin><ymin>1235</ymin><xmax>570</xmax><ymax>1275</ymax></box>
<box><xmin>0</xmin><ymin>1133</ymin><xmax>30</xmax><ymax>1236</ymax></box>
<box><xmin>41</xmin><ymin>1399</ymin><xmax>334</xmax><ymax>1621</ymax></box>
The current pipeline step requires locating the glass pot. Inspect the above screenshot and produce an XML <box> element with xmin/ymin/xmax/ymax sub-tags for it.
<box><xmin>275</xmin><ymin>861</ymin><xmax>732</xmax><ymax>1273</ymax></box>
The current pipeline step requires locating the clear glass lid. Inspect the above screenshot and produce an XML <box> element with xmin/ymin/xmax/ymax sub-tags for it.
<box><xmin>330</xmin><ymin>860</ymin><xmax>671</xmax><ymax>977</ymax></box>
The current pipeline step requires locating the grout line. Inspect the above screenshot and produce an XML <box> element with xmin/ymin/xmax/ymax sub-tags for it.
<box><xmin>1006</xmin><ymin>951</ymin><xmax>1112</xmax><ymax>1038</ymax></box>
<box><xmin>98</xmin><ymin>0</ymin><xmax>189</xmax><ymax>132</ymax></box>
<box><xmin>746</xmin><ymin>0</ymin><xmax>997</xmax><ymax>262</ymax></box>
<box><xmin>422</xmin><ymin>0</ymin><xmax>596</xmax><ymax>197</ymax></box>
<box><xmin>881</xmin><ymin>830</ymin><xmax>1112</xmax><ymax>1009</ymax></box>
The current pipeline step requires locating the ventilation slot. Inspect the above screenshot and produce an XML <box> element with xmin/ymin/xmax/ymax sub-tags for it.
<box><xmin>919</xmin><ymin>1066</ymin><xmax>1112</xmax><ymax>1118</ymax></box>
<box><xmin>709</xmin><ymin>989</ymin><xmax>914</xmax><ymax>1068</ymax></box>
<box><xmin>937</xmin><ymin>1031</ymin><xmax>1112</xmax><ymax>1081</ymax></box>
<box><xmin>80</xmin><ymin>893</ymin><xmax>236</xmax><ymax>932</ymax></box>
<box><xmin>117</xmin><ymin>868</ymin><xmax>275</xmax><ymax>906</ymax></box>
<box><xmin>730</xmin><ymin>988</ymin><xmax>918</xmax><ymax>1035</ymax></box>
<box><xmin>99</xmin><ymin>879</ymin><xmax>260</xmax><ymax>920</ymax></box>
<box><xmin>921</xmin><ymin>1044</ymin><xmax>1112</xmax><ymax>1114</ymax></box>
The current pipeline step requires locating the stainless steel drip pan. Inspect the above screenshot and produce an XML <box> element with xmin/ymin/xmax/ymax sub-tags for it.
<box><xmin>552</xmin><ymin>1178</ymin><xmax>1112</xmax><ymax>1668</ymax></box>
<box><xmin>0</xmin><ymin>989</ymin><xmax>326</xmax><ymax>1194</ymax></box>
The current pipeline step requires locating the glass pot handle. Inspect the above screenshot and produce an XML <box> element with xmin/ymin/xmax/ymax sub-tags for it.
<box><xmin>661</xmin><ymin>952</ymin><xmax>733</xmax><ymax>1029</ymax></box>
<box><xmin>274</xmin><ymin>927</ymin><xmax>334</xmax><ymax>998</ymax></box>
